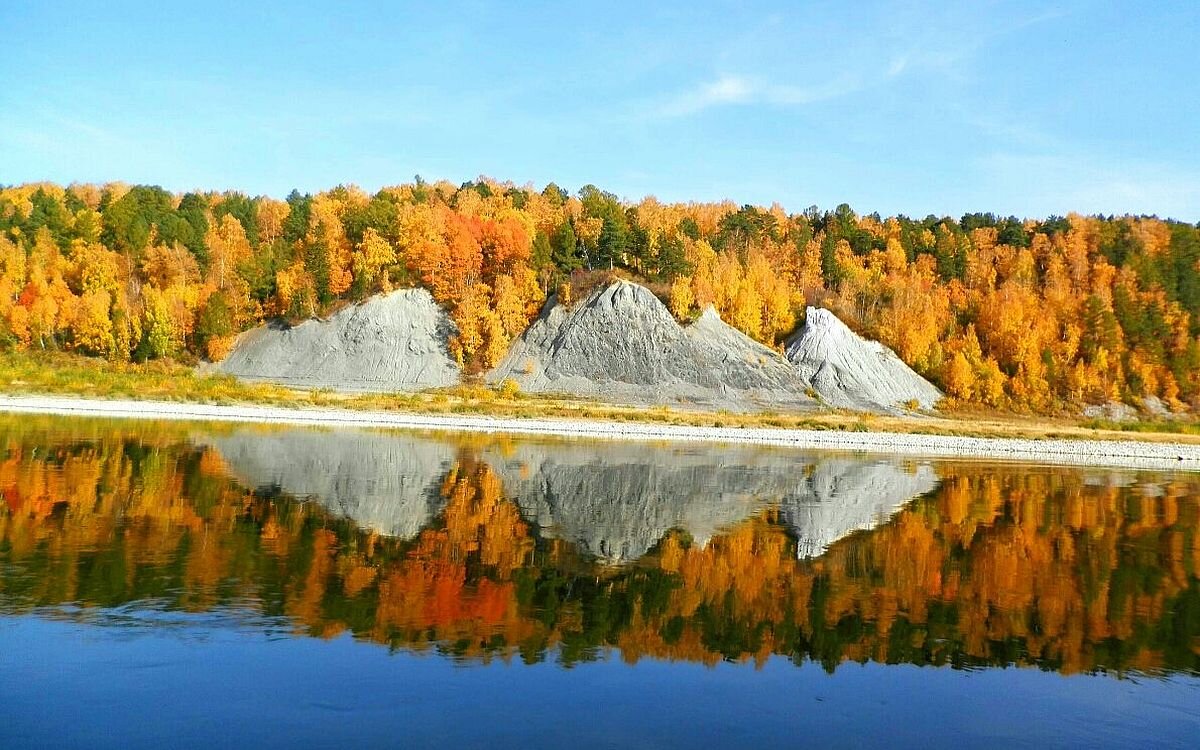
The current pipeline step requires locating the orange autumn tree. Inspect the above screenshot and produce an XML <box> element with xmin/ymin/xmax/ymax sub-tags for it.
<box><xmin>399</xmin><ymin>200</ymin><xmax>543</xmax><ymax>369</ymax></box>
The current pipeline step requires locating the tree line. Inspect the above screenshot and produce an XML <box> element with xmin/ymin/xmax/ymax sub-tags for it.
<box><xmin>2</xmin><ymin>178</ymin><xmax>1199</xmax><ymax>411</ymax></box>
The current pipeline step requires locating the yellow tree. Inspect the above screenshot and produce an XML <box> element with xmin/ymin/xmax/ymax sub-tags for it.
<box><xmin>0</xmin><ymin>236</ymin><xmax>27</xmax><ymax>346</ymax></box>
<box><xmin>668</xmin><ymin>276</ymin><xmax>694</xmax><ymax>320</ymax></box>
<box><xmin>205</xmin><ymin>214</ymin><xmax>253</xmax><ymax>292</ymax></box>
<box><xmin>275</xmin><ymin>260</ymin><xmax>318</xmax><ymax>319</ymax></box>
<box><xmin>21</xmin><ymin>228</ymin><xmax>77</xmax><ymax>349</ymax></box>
<box><xmin>73</xmin><ymin>289</ymin><xmax>116</xmax><ymax>357</ymax></box>
<box><xmin>305</xmin><ymin>194</ymin><xmax>354</xmax><ymax>298</ymax></box>
<box><xmin>942</xmin><ymin>351</ymin><xmax>976</xmax><ymax>401</ymax></box>
<box><xmin>256</xmin><ymin>198</ymin><xmax>290</xmax><ymax>247</ymax></box>
<box><xmin>140</xmin><ymin>242</ymin><xmax>200</xmax><ymax>290</ymax></box>
<box><xmin>353</xmin><ymin>228</ymin><xmax>397</xmax><ymax>294</ymax></box>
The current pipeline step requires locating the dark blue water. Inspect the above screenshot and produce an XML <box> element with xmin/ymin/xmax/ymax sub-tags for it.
<box><xmin>5</xmin><ymin>613</ymin><xmax>1198</xmax><ymax>750</ymax></box>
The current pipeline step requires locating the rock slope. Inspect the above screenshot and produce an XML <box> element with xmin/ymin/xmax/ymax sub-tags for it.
<box><xmin>786</xmin><ymin>307</ymin><xmax>942</xmax><ymax>412</ymax></box>
<box><xmin>215</xmin><ymin>288</ymin><xmax>460</xmax><ymax>392</ymax></box>
<box><xmin>487</xmin><ymin>280</ymin><xmax>815</xmax><ymax>412</ymax></box>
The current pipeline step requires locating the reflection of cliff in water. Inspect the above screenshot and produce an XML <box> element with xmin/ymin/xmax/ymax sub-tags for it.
<box><xmin>485</xmin><ymin>442</ymin><xmax>784</xmax><ymax>562</ymax></box>
<box><xmin>484</xmin><ymin>442</ymin><xmax>936</xmax><ymax>562</ymax></box>
<box><xmin>209</xmin><ymin>427</ymin><xmax>938</xmax><ymax>562</ymax></box>
<box><xmin>208</xmin><ymin>429</ymin><xmax>457</xmax><ymax>539</ymax></box>
<box><xmin>781</xmin><ymin>458</ymin><xmax>938</xmax><ymax>557</ymax></box>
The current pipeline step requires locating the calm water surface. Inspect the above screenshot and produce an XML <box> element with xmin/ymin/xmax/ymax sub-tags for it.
<box><xmin>1</xmin><ymin>414</ymin><xmax>1198</xmax><ymax>748</ymax></box>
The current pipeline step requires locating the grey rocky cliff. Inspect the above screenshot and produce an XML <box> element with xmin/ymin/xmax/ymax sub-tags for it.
<box><xmin>215</xmin><ymin>288</ymin><xmax>460</xmax><ymax>392</ymax></box>
<box><xmin>786</xmin><ymin>306</ymin><xmax>942</xmax><ymax>413</ymax></box>
<box><xmin>487</xmin><ymin>280</ymin><xmax>815</xmax><ymax>412</ymax></box>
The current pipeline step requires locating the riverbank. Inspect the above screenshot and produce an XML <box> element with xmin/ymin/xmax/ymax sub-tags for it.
<box><xmin>2</xmin><ymin>394</ymin><xmax>1199</xmax><ymax>471</ymax></box>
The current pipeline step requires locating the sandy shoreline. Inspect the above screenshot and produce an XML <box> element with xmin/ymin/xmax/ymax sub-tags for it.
<box><xmin>0</xmin><ymin>394</ymin><xmax>1198</xmax><ymax>471</ymax></box>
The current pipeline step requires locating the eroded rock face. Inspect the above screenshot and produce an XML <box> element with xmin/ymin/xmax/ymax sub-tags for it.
<box><xmin>215</xmin><ymin>288</ymin><xmax>460</xmax><ymax>392</ymax></box>
<box><xmin>208</xmin><ymin>429</ymin><xmax>458</xmax><ymax>539</ymax></box>
<box><xmin>487</xmin><ymin>280</ymin><xmax>815</xmax><ymax>412</ymax></box>
<box><xmin>1082</xmin><ymin>402</ymin><xmax>1139</xmax><ymax>422</ymax></box>
<box><xmin>786</xmin><ymin>307</ymin><xmax>943</xmax><ymax>413</ymax></box>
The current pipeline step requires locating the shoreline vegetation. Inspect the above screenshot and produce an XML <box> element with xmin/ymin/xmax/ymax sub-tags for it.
<box><xmin>2</xmin><ymin>352</ymin><xmax>1199</xmax><ymax>471</ymax></box>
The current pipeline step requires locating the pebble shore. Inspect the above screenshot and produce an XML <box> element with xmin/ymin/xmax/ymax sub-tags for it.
<box><xmin>1</xmin><ymin>395</ymin><xmax>1197</xmax><ymax>472</ymax></box>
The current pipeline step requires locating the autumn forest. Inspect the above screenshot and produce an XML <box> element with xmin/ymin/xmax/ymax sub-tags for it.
<box><xmin>2</xmin><ymin>179</ymin><xmax>1199</xmax><ymax>413</ymax></box>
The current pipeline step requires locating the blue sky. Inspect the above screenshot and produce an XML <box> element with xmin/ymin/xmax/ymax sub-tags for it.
<box><xmin>2</xmin><ymin>1</ymin><xmax>1197</xmax><ymax>220</ymax></box>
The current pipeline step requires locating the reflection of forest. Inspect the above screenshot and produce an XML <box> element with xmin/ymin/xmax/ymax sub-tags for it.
<box><xmin>2</xmin><ymin>417</ymin><xmax>1198</xmax><ymax>676</ymax></box>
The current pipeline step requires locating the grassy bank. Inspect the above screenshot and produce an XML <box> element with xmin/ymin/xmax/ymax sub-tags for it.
<box><xmin>1</xmin><ymin>352</ymin><xmax>1197</xmax><ymax>445</ymax></box>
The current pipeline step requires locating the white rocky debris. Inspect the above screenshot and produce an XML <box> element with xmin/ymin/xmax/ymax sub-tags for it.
<box><xmin>215</xmin><ymin>288</ymin><xmax>460</xmax><ymax>391</ymax></box>
<box><xmin>1082</xmin><ymin>402</ymin><xmax>1139</xmax><ymax>422</ymax></box>
<box><xmin>212</xmin><ymin>280</ymin><xmax>942</xmax><ymax>416</ymax></box>
<box><xmin>786</xmin><ymin>306</ymin><xmax>943</xmax><ymax>413</ymax></box>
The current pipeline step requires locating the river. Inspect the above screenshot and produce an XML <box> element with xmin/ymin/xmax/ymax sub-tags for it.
<box><xmin>1</xmin><ymin>414</ymin><xmax>1197</xmax><ymax>748</ymax></box>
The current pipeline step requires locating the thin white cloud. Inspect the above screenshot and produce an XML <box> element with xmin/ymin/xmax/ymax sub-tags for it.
<box><xmin>767</xmin><ymin>76</ymin><xmax>861</xmax><ymax>105</ymax></box>
<box><xmin>959</xmin><ymin>109</ymin><xmax>1057</xmax><ymax>149</ymax></box>
<box><xmin>636</xmin><ymin>2</ymin><xmax>1079</xmax><ymax>123</ymax></box>
<box><xmin>655</xmin><ymin>74</ymin><xmax>755</xmax><ymax>117</ymax></box>
<box><xmin>653</xmin><ymin>73</ymin><xmax>859</xmax><ymax>118</ymax></box>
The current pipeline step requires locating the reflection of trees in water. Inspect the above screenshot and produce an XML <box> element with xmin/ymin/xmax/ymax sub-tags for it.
<box><xmin>1</xmin><ymin>417</ymin><xmax>1199</xmax><ymax>676</ymax></box>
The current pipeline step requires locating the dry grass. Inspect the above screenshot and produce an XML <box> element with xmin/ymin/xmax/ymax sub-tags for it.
<box><xmin>1</xmin><ymin>351</ymin><xmax>1198</xmax><ymax>445</ymax></box>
